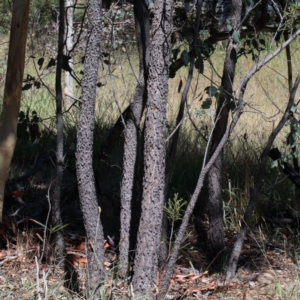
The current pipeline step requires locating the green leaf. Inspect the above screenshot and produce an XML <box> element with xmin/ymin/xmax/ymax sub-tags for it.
<box><xmin>18</xmin><ymin>111</ymin><xmax>25</xmax><ymax>122</ymax></box>
<box><xmin>172</xmin><ymin>48</ymin><xmax>180</xmax><ymax>60</ymax></box>
<box><xmin>62</xmin><ymin>55</ymin><xmax>72</xmax><ymax>72</ymax></box>
<box><xmin>285</xmin><ymin>120</ymin><xmax>292</xmax><ymax>126</ymax></box>
<box><xmin>195</xmin><ymin>57</ymin><xmax>203</xmax><ymax>73</ymax></box>
<box><xmin>180</xmin><ymin>50</ymin><xmax>190</xmax><ymax>66</ymax></box>
<box><xmin>287</xmin><ymin>132</ymin><xmax>296</xmax><ymax>147</ymax></box>
<box><xmin>46</xmin><ymin>58</ymin><xmax>56</xmax><ymax>69</ymax></box>
<box><xmin>271</xmin><ymin>160</ymin><xmax>278</xmax><ymax>168</ymax></box>
<box><xmin>202</xmin><ymin>98</ymin><xmax>212</xmax><ymax>109</ymax></box>
<box><xmin>232</xmin><ymin>30</ymin><xmax>240</xmax><ymax>44</ymax></box>
<box><xmin>252</xmin><ymin>39</ymin><xmax>259</xmax><ymax>50</ymax></box>
<box><xmin>178</xmin><ymin>79</ymin><xmax>183</xmax><ymax>93</ymax></box>
<box><xmin>294</xmin><ymin>149</ymin><xmax>299</xmax><ymax>158</ymax></box>
<box><xmin>24</xmin><ymin>74</ymin><xmax>34</xmax><ymax>82</ymax></box>
<box><xmin>34</xmin><ymin>81</ymin><xmax>41</xmax><ymax>89</ymax></box>
<box><xmin>230</xmin><ymin>100</ymin><xmax>236</xmax><ymax>111</ymax></box>
<box><xmin>51</xmin><ymin>224</ymin><xmax>69</xmax><ymax>233</ymax></box>
<box><xmin>169</xmin><ymin>69</ymin><xmax>176</xmax><ymax>78</ymax></box>
<box><xmin>22</xmin><ymin>83</ymin><xmax>32</xmax><ymax>91</ymax></box>
<box><xmin>227</xmin><ymin>24</ymin><xmax>233</xmax><ymax>32</ymax></box>
<box><xmin>291</xmin><ymin>104</ymin><xmax>298</xmax><ymax>113</ymax></box>
<box><xmin>205</xmin><ymin>86</ymin><xmax>218</xmax><ymax>97</ymax></box>
<box><xmin>37</xmin><ymin>57</ymin><xmax>44</xmax><ymax>70</ymax></box>
<box><xmin>259</xmin><ymin>39</ymin><xmax>266</xmax><ymax>46</ymax></box>
<box><xmin>29</xmin><ymin>219</ymin><xmax>47</xmax><ymax>229</ymax></box>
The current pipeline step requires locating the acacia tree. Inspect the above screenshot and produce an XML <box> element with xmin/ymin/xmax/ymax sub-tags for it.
<box><xmin>0</xmin><ymin>0</ymin><xmax>30</xmax><ymax>222</ymax></box>
<box><xmin>131</xmin><ymin>0</ymin><xmax>174</xmax><ymax>296</ymax></box>
<box><xmin>75</xmin><ymin>0</ymin><xmax>105</xmax><ymax>297</ymax></box>
<box><xmin>118</xmin><ymin>0</ymin><xmax>150</xmax><ymax>277</ymax></box>
<box><xmin>207</xmin><ymin>0</ymin><xmax>242</xmax><ymax>268</ymax></box>
<box><xmin>51</xmin><ymin>0</ymin><xmax>65</xmax><ymax>261</ymax></box>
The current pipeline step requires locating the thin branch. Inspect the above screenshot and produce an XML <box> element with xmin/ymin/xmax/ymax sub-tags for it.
<box><xmin>240</xmin><ymin>0</ymin><xmax>262</xmax><ymax>26</ymax></box>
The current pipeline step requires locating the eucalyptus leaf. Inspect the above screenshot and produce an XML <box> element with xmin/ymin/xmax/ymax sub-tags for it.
<box><xmin>271</xmin><ymin>160</ymin><xmax>278</xmax><ymax>168</ymax></box>
<box><xmin>287</xmin><ymin>132</ymin><xmax>296</xmax><ymax>147</ymax></box>
<box><xmin>205</xmin><ymin>86</ymin><xmax>218</xmax><ymax>96</ymax></box>
<box><xmin>180</xmin><ymin>50</ymin><xmax>190</xmax><ymax>66</ymax></box>
<box><xmin>37</xmin><ymin>57</ymin><xmax>44</xmax><ymax>70</ymax></box>
<box><xmin>195</xmin><ymin>57</ymin><xmax>203</xmax><ymax>73</ymax></box>
<box><xmin>291</xmin><ymin>104</ymin><xmax>297</xmax><ymax>113</ymax></box>
<box><xmin>178</xmin><ymin>79</ymin><xmax>183</xmax><ymax>93</ymax></box>
<box><xmin>232</xmin><ymin>30</ymin><xmax>240</xmax><ymax>44</ymax></box>
<box><xmin>227</xmin><ymin>24</ymin><xmax>233</xmax><ymax>32</ymax></box>
<box><xmin>46</xmin><ymin>58</ymin><xmax>56</xmax><ymax>69</ymax></box>
<box><xmin>22</xmin><ymin>83</ymin><xmax>32</xmax><ymax>91</ymax></box>
<box><xmin>202</xmin><ymin>98</ymin><xmax>212</xmax><ymax>109</ymax></box>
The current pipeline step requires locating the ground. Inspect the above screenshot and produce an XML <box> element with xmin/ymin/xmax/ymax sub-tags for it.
<box><xmin>0</xmin><ymin>224</ymin><xmax>300</xmax><ymax>299</ymax></box>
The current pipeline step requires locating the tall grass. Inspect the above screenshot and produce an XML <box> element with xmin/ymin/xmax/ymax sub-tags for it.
<box><xmin>0</xmin><ymin>29</ymin><xmax>299</xmax><ymax>224</ymax></box>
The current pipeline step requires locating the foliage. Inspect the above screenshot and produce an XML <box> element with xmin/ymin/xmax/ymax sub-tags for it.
<box><xmin>17</xmin><ymin>110</ymin><xmax>41</xmax><ymax>143</ymax></box>
<box><xmin>165</xmin><ymin>193</ymin><xmax>187</xmax><ymax>224</ymax></box>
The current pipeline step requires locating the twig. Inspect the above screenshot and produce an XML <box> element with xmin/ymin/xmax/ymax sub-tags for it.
<box><xmin>42</xmin><ymin>269</ymin><xmax>48</xmax><ymax>300</ymax></box>
<box><xmin>0</xmin><ymin>255</ymin><xmax>17</xmax><ymax>266</ymax></box>
<box><xmin>39</xmin><ymin>182</ymin><xmax>52</xmax><ymax>264</ymax></box>
<box><xmin>35</xmin><ymin>256</ymin><xmax>42</xmax><ymax>300</ymax></box>
<box><xmin>32</xmin><ymin>57</ymin><xmax>56</xmax><ymax>99</ymax></box>
<box><xmin>240</xmin><ymin>0</ymin><xmax>262</xmax><ymax>25</ymax></box>
<box><xmin>64</xmin><ymin>92</ymin><xmax>83</xmax><ymax>103</ymax></box>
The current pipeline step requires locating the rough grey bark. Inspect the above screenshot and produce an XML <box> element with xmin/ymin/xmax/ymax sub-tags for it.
<box><xmin>207</xmin><ymin>0</ymin><xmax>242</xmax><ymax>270</ymax></box>
<box><xmin>75</xmin><ymin>0</ymin><xmax>105</xmax><ymax>297</ymax></box>
<box><xmin>52</xmin><ymin>0</ymin><xmax>66</xmax><ymax>262</ymax></box>
<box><xmin>160</xmin><ymin>0</ymin><xmax>203</xmax><ymax>266</ymax></box>
<box><xmin>226</xmin><ymin>72</ymin><xmax>300</xmax><ymax>281</ymax></box>
<box><xmin>158</xmin><ymin>104</ymin><xmax>244</xmax><ymax>299</ymax></box>
<box><xmin>119</xmin><ymin>0</ymin><xmax>150</xmax><ymax>278</ymax></box>
<box><xmin>131</xmin><ymin>0</ymin><xmax>174</xmax><ymax>297</ymax></box>
<box><xmin>64</xmin><ymin>0</ymin><xmax>74</xmax><ymax>106</ymax></box>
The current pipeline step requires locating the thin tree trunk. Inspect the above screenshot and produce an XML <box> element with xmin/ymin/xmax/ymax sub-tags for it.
<box><xmin>64</xmin><ymin>0</ymin><xmax>74</xmax><ymax>106</ymax></box>
<box><xmin>226</xmin><ymin>73</ymin><xmax>300</xmax><ymax>281</ymax></box>
<box><xmin>51</xmin><ymin>0</ymin><xmax>66</xmax><ymax>262</ymax></box>
<box><xmin>75</xmin><ymin>0</ymin><xmax>105</xmax><ymax>297</ymax></box>
<box><xmin>207</xmin><ymin>0</ymin><xmax>242</xmax><ymax>270</ymax></box>
<box><xmin>119</xmin><ymin>0</ymin><xmax>150</xmax><ymax>278</ymax></box>
<box><xmin>284</xmin><ymin>31</ymin><xmax>300</xmax><ymax>207</ymax></box>
<box><xmin>131</xmin><ymin>0</ymin><xmax>174</xmax><ymax>296</ymax></box>
<box><xmin>160</xmin><ymin>0</ymin><xmax>203</xmax><ymax>266</ymax></box>
<box><xmin>0</xmin><ymin>0</ymin><xmax>30</xmax><ymax>222</ymax></box>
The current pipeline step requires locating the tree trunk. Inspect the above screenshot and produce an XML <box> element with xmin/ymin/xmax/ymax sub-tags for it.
<box><xmin>119</xmin><ymin>0</ymin><xmax>150</xmax><ymax>278</ymax></box>
<box><xmin>75</xmin><ymin>0</ymin><xmax>105</xmax><ymax>297</ymax></box>
<box><xmin>64</xmin><ymin>0</ymin><xmax>74</xmax><ymax>106</ymax></box>
<box><xmin>283</xmin><ymin>31</ymin><xmax>300</xmax><ymax>207</ymax></box>
<box><xmin>207</xmin><ymin>0</ymin><xmax>242</xmax><ymax>270</ymax></box>
<box><xmin>131</xmin><ymin>0</ymin><xmax>174</xmax><ymax>296</ymax></box>
<box><xmin>51</xmin><ymin>0</ymin><xmax>66</xmax><ymax>263</ymax></box>
<box><xmin>160</xmin><ymin>0</ymin><xmax>203</xmax><ymax>266</ymax></box>
<box><xmin>0</xmin><ymin>0</ymin><xmax>30</xmax><ymax>222</ymax></box>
